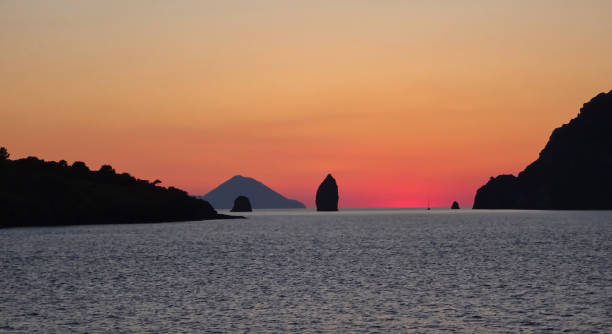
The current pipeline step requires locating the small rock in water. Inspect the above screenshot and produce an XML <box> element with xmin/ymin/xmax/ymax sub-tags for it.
<box><xmin>231</xmin><ymin>195</ymin><xmax>252</xmax><ymax>212</ymax></box>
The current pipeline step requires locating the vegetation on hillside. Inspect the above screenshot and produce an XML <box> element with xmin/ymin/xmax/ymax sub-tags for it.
<box><xmin>0</xmin><ymin>148</ymin><xmax>236</xmax><ymax>227</ymax></box>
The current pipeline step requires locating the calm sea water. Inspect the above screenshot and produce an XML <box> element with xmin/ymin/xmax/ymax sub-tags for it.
<box><xmin>1</xmin><ymin>209</ymin><xmax>611</xmax><ymax>333</ymax></box>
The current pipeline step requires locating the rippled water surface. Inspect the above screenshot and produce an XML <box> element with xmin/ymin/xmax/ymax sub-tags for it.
<box><xmin>1</xmin><ymin>209</ymin><xmax>611</xmax><ymax>333</ymax></box>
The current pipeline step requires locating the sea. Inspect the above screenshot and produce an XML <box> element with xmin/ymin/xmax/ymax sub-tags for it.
<box><xmin>1</xmin><ymin>209</ymin><xmax>610</xmax><ymax>333</ymax></box>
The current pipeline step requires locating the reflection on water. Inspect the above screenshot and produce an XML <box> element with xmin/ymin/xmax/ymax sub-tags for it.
<box><xmin>1</xmin><ymin>209</ymin><xmax>611</xmax><ymax>333</ymax></box>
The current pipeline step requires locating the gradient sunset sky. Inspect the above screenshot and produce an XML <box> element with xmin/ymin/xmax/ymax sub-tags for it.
<box><xmin>2</xmin><ymin>1</ymin><xmax>612</xmax><ymax>208</ymax></box>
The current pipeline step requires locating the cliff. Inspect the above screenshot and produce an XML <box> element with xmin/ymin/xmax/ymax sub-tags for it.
<box><xmin>474</xmin><ymin>90</ymin><xmax>612</xmax><ymax>209</ymax></box>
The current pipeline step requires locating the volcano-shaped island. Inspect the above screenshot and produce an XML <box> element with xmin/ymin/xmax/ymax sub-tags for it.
<box><xmin>200</xmin><ymin>175</ymin><xmax>305</xmax><ymax>209</ymax></box>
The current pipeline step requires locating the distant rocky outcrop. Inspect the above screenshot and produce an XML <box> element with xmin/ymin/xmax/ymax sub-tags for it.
<box><xmin>316</xmin><ymin>174</ymin><xmax>339</xmax><ymax>211</ymax></box>
<box><xmin>474</xmin><ymin>90</ymin><xmax>612</xmax><ymax>209</ymax></box>
<box><xmin>451</xmin><ymin>201</ymin><xmax>460</xmax><ymax>209</ymax></box>
<box><xmin>200</xmin><ymin>175</ymin><xmax>305</xmax><ymax>209</ymax></box>
<box><xmin>0</xmin><ymin>150</ymin><xmax>239</xmax><ymax>228</ymax></box>
<box><xmin>231</xmin><ymin>196</ymin><xmax>252</xmax><ymax>212</ymax></box>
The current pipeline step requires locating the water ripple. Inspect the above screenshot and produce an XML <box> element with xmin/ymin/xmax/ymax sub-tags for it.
<box><xmin>0</xmin><ymin>209</ymin><xmax>611</xmax><ymax>333</ymax></box>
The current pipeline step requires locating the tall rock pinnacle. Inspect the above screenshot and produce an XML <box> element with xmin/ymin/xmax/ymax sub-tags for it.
<box><xmin>316</xmin><ymin>174</ymin><xmax>339</xmax><ymax>211</ymax></box>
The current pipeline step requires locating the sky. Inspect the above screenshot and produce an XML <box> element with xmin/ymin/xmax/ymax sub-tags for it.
<box><xmin>1</xmin><ymin>1</ymin><xmax>612</xmax><ymax>208</ymax></box>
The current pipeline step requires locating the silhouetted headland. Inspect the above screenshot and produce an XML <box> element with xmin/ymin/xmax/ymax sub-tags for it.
<box><xmin>200</xmin><ymin>175</ymin><xmax>305</xmax><ymax>209</ymax></box>
<box><xmin>316</xmin><ymin>174</ymin><xmax>339</xmax><ymax>211</ymax></box>
<box><xmin>474</xmin><ymin>90</ymin><xmax>612</xmax><ymax>209</ymax></box>
<box><xmin>0</xmin><ymin>150</ymin><xmax>240</xmax><ymax>228</ymax></box>
<box><xmin>451</xmin><ymin>201</ymin><xmax>460</xmax><ymax>209</ymax></box>
<box><xmin>231</xmin><ymin>195</ymin><xmax>252</xmax><ymax>212</ymax></box>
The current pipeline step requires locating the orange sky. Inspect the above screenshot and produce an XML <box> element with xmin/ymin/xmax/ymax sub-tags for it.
<box><xmin>2</xmin><ymin>1</ymin><xmax>612</xmax><ymax>208</ymax></box>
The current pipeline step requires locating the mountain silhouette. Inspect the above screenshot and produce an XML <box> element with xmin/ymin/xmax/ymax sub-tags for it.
<box><xmin>316</xmin><ymin>174</ymin><xmax>339</xmax><ymax>211</ymax></box>
<box><xmin>474</xmin><ymin>90</ymin><xmax>612</xmax><ymax>209</ymax></box>
<box><xmin>0</xmin><ymin>152</ymin><xmax>239</xmax><ymax>228</ymax></box>
<box><xmin>200</xmin><ymin>175</ymin><xmax>306</xmax><ymax>209</ymax></box>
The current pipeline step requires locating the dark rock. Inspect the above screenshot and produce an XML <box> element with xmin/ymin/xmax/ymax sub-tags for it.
<box><xmin>451</xmin><ymin>201</ymin><xmax>460</xmax><ymax>209</ymax></box>
<box><xmin>200</xmin><ymin>175</ymin><xmax>305</xmax><ymax>209</ymax></box>
<box><xmin>231</xmin><ymin>195</ymin><xmax>252</xmax><ymax>212</ymax></box>
<box><xmin>316</xmin><ymin>174</ymin><xmax>339</xmax><ymax>211</ymax></box>
<box><xmin>0</xmin><ymin>151</ymin><xmax>241</xmax><ymax>228</ymax></box>
<box><xmin>473</xmin><ymin>90</ymin><xmax>612</xmax><ymax>209</ymax></box>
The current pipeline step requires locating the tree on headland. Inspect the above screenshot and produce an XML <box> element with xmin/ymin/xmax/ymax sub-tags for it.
<box><xmin>99</xmin><ymin>164</ymin><xmax>116</xmax><ymax>174</ymax></box>
<box><xmin>72</xmin><ymin>161</ymin><xmax>89</xmax><ymax>172</ymax></box>
<box><xmin>0</xmin><ymin>147</ymin><xmax>9</xmax><ymax>160</ymax></box>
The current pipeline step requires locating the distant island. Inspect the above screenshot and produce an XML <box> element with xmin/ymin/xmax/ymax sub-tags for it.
<box><xmin>474</xmin><ymin>90</ymin><xmax>612</xmax><ymax>209</ymax></box>
<box><xmin>200</xmin><ymin>175</ymin><xmax>306</xmax><ymax>209</ymax></box>
<box><xmin>0</xmin><ymin>149</ymin><xmax>239</xmax><ymax>228</ymax></box>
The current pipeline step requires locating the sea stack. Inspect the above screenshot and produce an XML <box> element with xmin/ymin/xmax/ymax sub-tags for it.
<box><xmin>451</xmin><ymin>201</ymin><xmax>460</xmax><ymax>209</ymax></box>
<box><xmin>231</xmin><ymin>195</ymin><xmax>252</xmax><ymax>212</ymax></box>
<box><xmin>316</xmin><ymin>174</ymin><xmax>339</xmax><ymax>211</ymax></box>
<box><xmin>473</xmin><ymin>90</ymin><xmax>612</xmax><ymax>209</ymax></box>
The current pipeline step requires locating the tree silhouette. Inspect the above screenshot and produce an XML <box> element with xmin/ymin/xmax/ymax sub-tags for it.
<box><xmin>0</xmin><ymin>147</ymin><xmax>9</xmax><ymax>160</ymax></box>
<box><xmin>99</xmin><ymin>164</ymin><xmax>115</xmax><ymax>174</ymax></box>
<box><xmin>72</xmin><ymin>161</ymin><xmax>89</xmax><ymax>171</ymax></box>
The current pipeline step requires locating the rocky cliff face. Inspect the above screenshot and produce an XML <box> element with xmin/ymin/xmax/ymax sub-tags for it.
<box><xmin>451</xmin><ymin>201</ymin><xmax>460</xmax><ymax>209</ymax></box>
<box><xmin>231</xmin><ymin>195</ymin><xmax>252</xmax><ymax>212</ymax></box>
<box><xmin>474</xmin><ymin>90</ymin><xmax>612</xmax><ymax>209</ymax></box>
<box><xmin>316</xmin><ymin>174</ymin><xmax>339</xmax><ymax>211</ymax></box>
